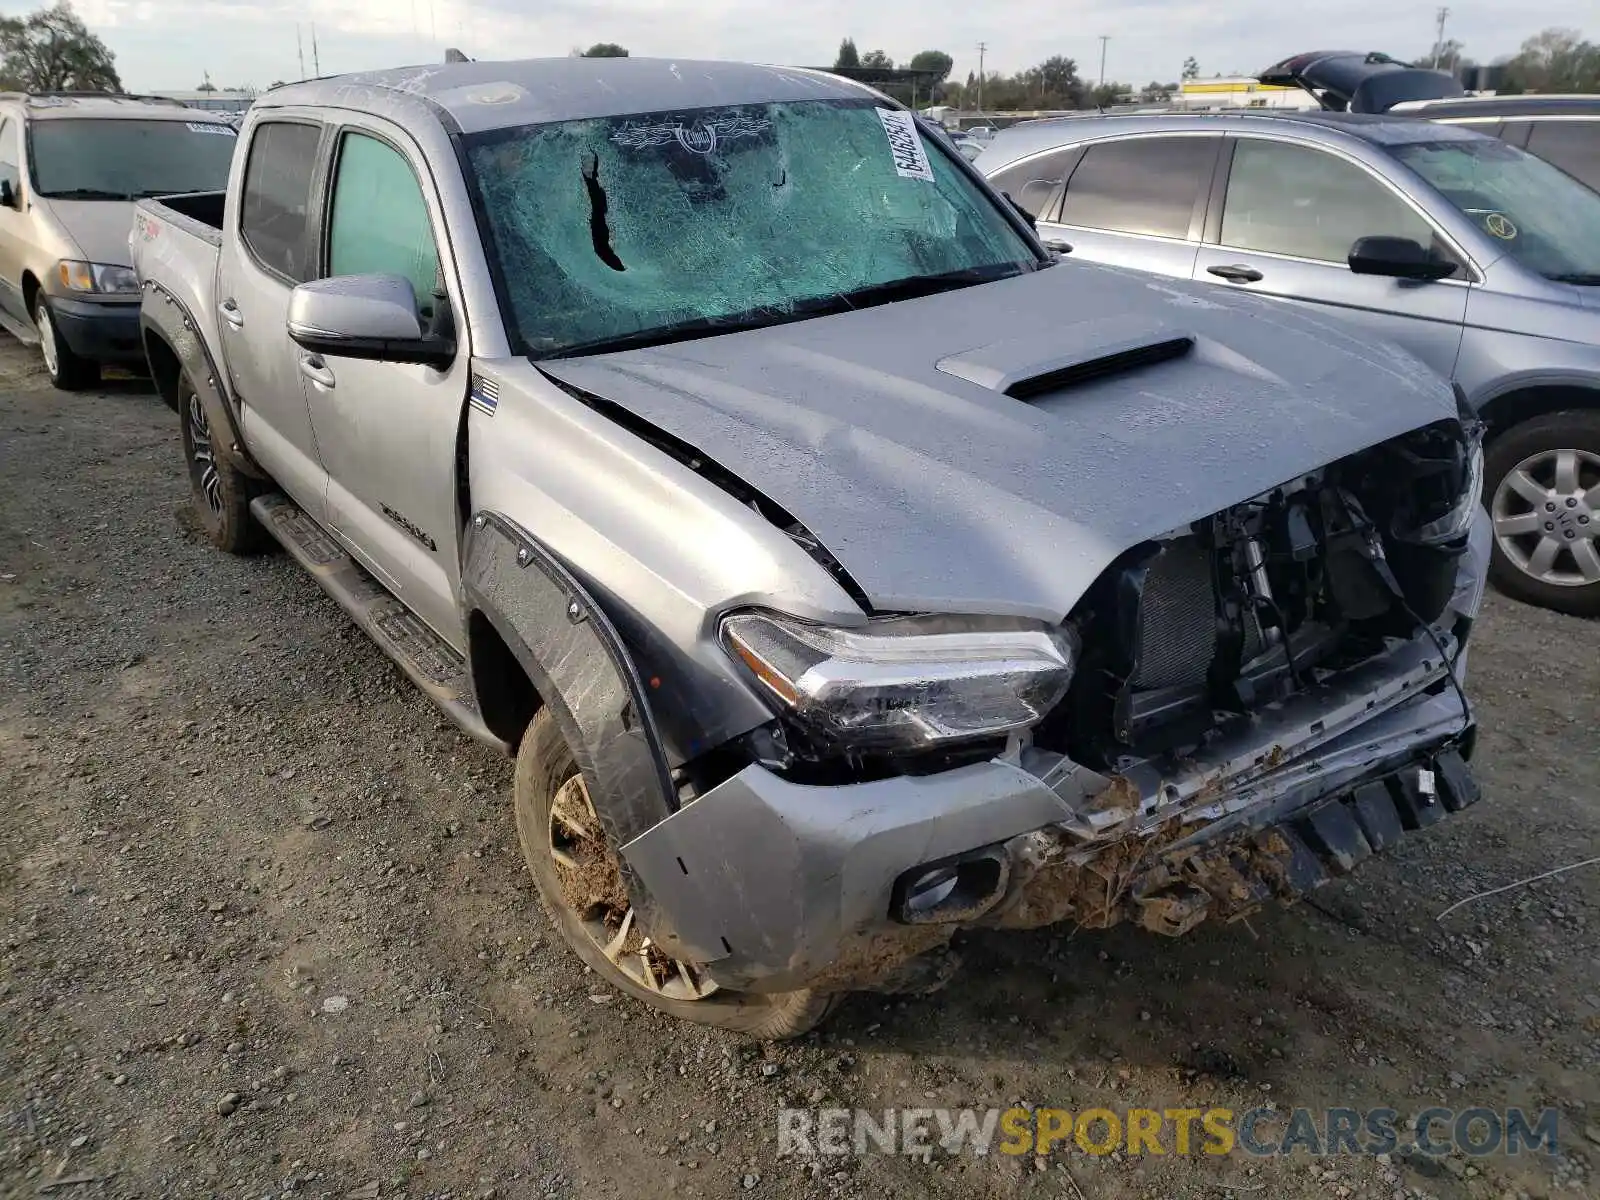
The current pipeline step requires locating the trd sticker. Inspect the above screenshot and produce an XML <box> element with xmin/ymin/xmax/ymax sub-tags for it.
<box><xmin>186</xmin><ymin>122</ymin><xmax>236</xmax><ymax>135</ymax></box>
<box><xmin>876</xmin><ymin>108</ymin><xmax>934</xmax><ymax>182</ymax></box>
<box><xmin>609</xmin><ymin>115</ymin><xmax>771</xmax><ymax>156</ymax></box>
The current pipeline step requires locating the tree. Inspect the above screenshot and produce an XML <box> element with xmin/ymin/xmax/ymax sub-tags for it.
<box><xmin>859</xmin><ymin>49</ymin><xmax>893</xmax><ymax>70</ymax></box>
<box><xmin>0</xmin><ymin>1</ymin><xmax>121</xmax><ymax>92</ymax></box>
<box><xmin>1034</xmin><ymin>54</ymin><xmax>1084</xmax><ymax>107</ymax></box>
<box><xmin>1500</xmin><ymin>28</ymin><xmax>1600</xmax><ymax>93</ymax></box>
<box><xmin>1139</xmin><ymin>80</ymin><xmax>1174</xmax><ymax>102</ymax></box>
<box><xmin>1181</xmin><ymin>56</ymin><xmax>1200</xmax><ymax>80</ymax></box>
<box><xmin>907</xmin><ymin>49</ymin><xmax>953</xmax><ymax>83</ymax></box>
<box><xmin>580</xmin><ymin>42</ymin><xmax>629</xmax><ymax>57</ymax></box>
<box><xmin>834</xmin><ymin>38</ymin><xmax>860</xmax><ymax>70</ymax></box>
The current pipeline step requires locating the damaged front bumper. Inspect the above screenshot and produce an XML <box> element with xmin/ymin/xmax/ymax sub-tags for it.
<box><xmin>621</xmin><ymin>516</ymin><xmax>1490</xmax><ymax>996</ymax></box>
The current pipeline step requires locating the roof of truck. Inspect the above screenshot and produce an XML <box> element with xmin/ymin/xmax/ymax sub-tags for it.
<box><xmin>259</xmin><ymin>58</ymin><xmax>877</xmax><ymax>135</ymax></box>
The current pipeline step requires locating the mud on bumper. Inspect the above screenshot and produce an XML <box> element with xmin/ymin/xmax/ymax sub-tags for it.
<box><xmin>621</xmin><ymin>628</ymin><xmax>1482</xmax><ymax>996</ymax></box>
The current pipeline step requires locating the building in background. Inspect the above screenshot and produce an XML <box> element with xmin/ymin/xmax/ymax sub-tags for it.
<box><xmin>1177</xmin><ymin>77</ymin><xmax>1317</xmax><ymax>110</ymax></box>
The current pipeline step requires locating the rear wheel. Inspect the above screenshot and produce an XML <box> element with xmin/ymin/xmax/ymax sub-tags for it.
<box><xmin>512</xmin><ymin>708</ymin><xmax>838</xmax><ymax>1038</ymax></box>
<box><xmin>179</xmin><ymin>372</ymin><xmax>265</xmax><ymax>555</ymax></box>
<box><xmin>1485</xmin><ymin>411</ymin><xmax>1600</xmax><ymax>617</ymax></box>
<box><xmin>34</xmin><ymin>298</ymin><xmax>100</xmax><ymax>391</ymax></box>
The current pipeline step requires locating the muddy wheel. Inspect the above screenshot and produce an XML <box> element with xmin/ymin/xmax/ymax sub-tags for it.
<box><xmin>178</xmin><ymin>371</ymin><xmax>266</xmax><ymax>555</ymax></box>
<box><xmin>513</xmin><ymin>708</ymin><xmax>838</xmax><ymax>1038</ymax></box>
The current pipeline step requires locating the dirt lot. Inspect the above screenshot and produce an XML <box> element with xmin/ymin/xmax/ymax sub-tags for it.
<box><xmin>1</xmin><ymin>338</ymin><xmax>1597</xmax><ymax>1200</ymax></box>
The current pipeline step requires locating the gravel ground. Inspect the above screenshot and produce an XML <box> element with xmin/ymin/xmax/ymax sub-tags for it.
<box><xmin>1</xmin><ymin>339</ymin><xmax>1597</xmax><ymax>1200</ymax></box>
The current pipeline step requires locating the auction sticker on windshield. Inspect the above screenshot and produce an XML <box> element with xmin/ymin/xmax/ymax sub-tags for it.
<box><xmin>186</xmin><ymin>123</ymin><xmax>236</xmax><ymax>135</ymax></box>
<box><xmin>876</xmin><ymin>108</ymin><xmax>934</xmax><ymax>182</ymax></box>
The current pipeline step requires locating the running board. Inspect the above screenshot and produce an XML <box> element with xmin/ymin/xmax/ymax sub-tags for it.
<box><xmin>250</xmin><ymin>494</ymin><xmax>509</xmax><ymax>754</ymax></box>
<box><xmin>0</xmin><ymin>306</ymin><xmax>39</xmax><ymax>347</ymax></box>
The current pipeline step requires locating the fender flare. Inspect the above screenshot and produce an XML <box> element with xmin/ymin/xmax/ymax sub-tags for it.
<box><xmin>461</xmin><ymin>511</ymin><xmax>685</xmax><ymax>942</ymax></box>
<box><xmin>139</xmin><ymin>281</ymin><xmax>267</xmax><ymax>479</ymax></box>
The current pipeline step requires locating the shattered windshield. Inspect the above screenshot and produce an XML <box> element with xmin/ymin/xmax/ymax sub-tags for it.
<box><xmin>465</xmin><ymin>99</ymin><xmax>1040</xmax><ymax>357</ymax></box>
<box><xmin>1392</xmin><ymin>138</ymin><xmax>1600</xmax><ymax>282</ymax></box>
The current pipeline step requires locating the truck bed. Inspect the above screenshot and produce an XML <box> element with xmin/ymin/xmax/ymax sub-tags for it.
<box><xmin>131</xmin><ymin>192</ymin><xmax>226</xmax><ymax>386</ymax></box>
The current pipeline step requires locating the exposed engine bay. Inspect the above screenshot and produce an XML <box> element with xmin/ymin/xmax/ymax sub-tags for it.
<box><xmin>1043</xmin><ymin>416</ymin><xmax>1479</xmax><ymax>771</ymax></box>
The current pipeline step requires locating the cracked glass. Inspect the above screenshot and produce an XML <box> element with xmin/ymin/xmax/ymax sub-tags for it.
<box><xmin>465</xmin><ymin>99</ymin><xmax>1038</xmax><ymax>357</ymax></box>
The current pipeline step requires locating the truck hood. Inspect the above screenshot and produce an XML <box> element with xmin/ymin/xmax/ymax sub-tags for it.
<box><xmin>540</xmin><ymin>261</ymin><xmax>1456</xmax><ymax>620</ymax></box>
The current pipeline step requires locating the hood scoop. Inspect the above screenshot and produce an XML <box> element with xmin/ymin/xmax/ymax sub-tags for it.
<box><xmin>936</xmin><ymin>317</ymin><xmax>1194</xmax><ymax>400</ymax></box>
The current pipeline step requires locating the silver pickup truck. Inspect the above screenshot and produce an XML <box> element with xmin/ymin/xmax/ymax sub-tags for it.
<box><xmin>132</xmin><ymin>57</ymin><xmax>1490</xmax><ymax>1038</ymax></box>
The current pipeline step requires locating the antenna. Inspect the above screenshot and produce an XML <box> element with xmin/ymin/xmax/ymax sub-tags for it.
<box><xmin>311</xmin><ymin>23</ymin><xmax>320</xmax><ymax>76</ymax></box>
<box><xmin>296</xmin><ymin>24</ymin><xmax>305</xmax><ymax>80</ymax></box>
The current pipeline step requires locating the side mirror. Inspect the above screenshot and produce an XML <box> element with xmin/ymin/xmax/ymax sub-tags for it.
<box><xmin>287</xmin><ymin>274</ymin><xmax>455</xmax><ymax>368</ymax></box>
<box><xmin>1348</xmin><ymin>236</ymin><xmax>1457</xmax><ymax>282</ymax></box>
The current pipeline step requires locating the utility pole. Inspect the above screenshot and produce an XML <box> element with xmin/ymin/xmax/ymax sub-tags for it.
<box><xmin>976</xmin><ymin>41</ymin><xmax>987</xmax><ymax>113</ymax></box>
<box><xmin>296</xmin><ymin>24</ymin><xmax>305</xmax><ymax>81</ymax></box>
<box><xmin>1099</xmin><ymin>36</ymin><xmax>1110</xmax><ymax>88</ymax></box>
<box><xmin>311</xmin><ymin>23</ymin><xmax>320</xmax><ymax>76</ymax></box>
<box><xmin>1432</xmin><ymin>6</ymin><xmax>1450</xmax><ymax>67</ymax></box>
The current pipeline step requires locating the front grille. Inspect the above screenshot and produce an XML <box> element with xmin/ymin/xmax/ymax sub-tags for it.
<box><xmin>1128</xmin><ymin>537</ymin><xmax>1215</xmax><ymax>691</ymax></box>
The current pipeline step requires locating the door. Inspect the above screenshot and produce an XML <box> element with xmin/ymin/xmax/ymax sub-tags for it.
<box><xmin>1192</xmin><ymin>136</ymin><xmax>1470</xmax><ymax>381</ymax></box>
<box><xmin>303</xmin><ymin>121</ymin><xmax>469</xmax><ymax>647</ymax></box>
<box><xmin>985</xmin><ymin>146</ymin><xmax>1083</xmax><ymax>242</ymax></box>
<box><xmin>0</xmin><ymin>118</ymin><xmax>28</xmax><ymax>322</ymax></box>
<box><xmin>218</xmin><ymin>118</ymin><xmax>328</xmax><ymax>517</ymax></box>
<box><xmin>1035</xmin><ymin>135</ymin><xmax>1220</xmax><ymax>280</ymax></box>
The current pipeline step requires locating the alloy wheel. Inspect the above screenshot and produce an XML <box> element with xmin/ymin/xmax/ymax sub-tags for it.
<box><xmin>187</xmin><ymin>392</ymin><xmax>224</xmax><ymax>516</ymax></box>
<box><xmin>1491</xmin><ymin>446</ymin><xmax>1600</xmax><ymax>588</ymax></box>
<box><xmin>546</xmin><ymin>772</ymin><xmax>719</xmax><ymax>1002</ymax></box>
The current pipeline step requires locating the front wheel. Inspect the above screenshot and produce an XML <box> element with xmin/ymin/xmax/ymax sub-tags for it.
<box><xmin>1485</xmin><ymin>411</ymin><xmax>1600</xmax><ymax>618</ymax></box>
<box><xmin>34</xmin><ymin>298</ymin><xmax>100</xmax><ymax>391</ymax></box>
<box><xmin>512</xmin><ymin>708</ymin><xmax>838</xmax><ymax>1038</ymax></box>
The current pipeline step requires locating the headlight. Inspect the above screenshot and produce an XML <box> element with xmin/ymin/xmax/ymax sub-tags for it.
<box><xmin>56</xmin><ymin>260</ymin><xmax>139</xmax><ymax>296</ymax></box>
<box><xmin>720</xmin><ymin>611</ymin><xmax>1077</xmax><ymax>752</ymax></box>
<box><xmin>1391</xmin><ymin>425</ymin><xmax>1484</xmax><ymax>547</ymax></box>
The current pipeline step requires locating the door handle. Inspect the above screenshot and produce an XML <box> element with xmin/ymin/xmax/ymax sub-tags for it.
<box><xmin>1042</xmin><ymin>238</ymin><xmax>1073</xmax><ymax>254</ymax></box>
<box><xmin>1206</xmin><ymin>263</ymin><xmax>1264</xmax><ymax>283</ymax></box>
<box><xmin>219</xmin><ymin>298</ymin><xmax>244</xmax><ymax>329</ymax></box>
<box><xmin>299</xmin><ymin>354</ymin><xmax>335</xmax><ymax>390</ymax></box>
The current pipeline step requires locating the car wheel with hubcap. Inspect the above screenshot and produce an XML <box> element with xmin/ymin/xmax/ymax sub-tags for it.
<box><xmin>34</xmin><ymin>298</ymin><xmax>100</xmax><ymax>391</ymax></box>
<box><xmin>512</xmin><ymin>707</ymin><xmax>839</xmax><ymax>1037</ymax></box>
<box><xmin>1486</xmin><ymin>410</ymin><xmax>1600</xmax><ymax>617</ymax></box>
<box><xmin>178</xmin><ymin>371</ymin><xmax>265</xmax><ymax>554</ymax></box>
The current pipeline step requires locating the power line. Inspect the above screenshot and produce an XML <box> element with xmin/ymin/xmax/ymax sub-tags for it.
<box><xmin>1432</xmin><ymin>6</ymin><xmax>1450</xmax><ymax>67</ymax></box>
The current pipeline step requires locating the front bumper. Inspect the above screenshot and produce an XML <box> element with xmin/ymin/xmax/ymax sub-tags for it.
<box><xmin>622</xmin><ymin>514</ymin><xmax>1492</xmax><ymax>995</ymax></box>
<box><xmin>46</xmin><ymin>295</ymin><xmax>143</xmax><ymax>364</ymax></box>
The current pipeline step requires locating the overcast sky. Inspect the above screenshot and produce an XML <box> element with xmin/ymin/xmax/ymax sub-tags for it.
<box><xmin>5</xmin><ymin>0</ymin><xmax>1593</xmax><ymax>92</ymax></box>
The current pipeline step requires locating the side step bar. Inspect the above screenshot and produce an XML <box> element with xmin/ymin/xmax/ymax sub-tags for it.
<box><xmin>250</xmin><ymin>494</ymin><xmax>509</xmax><ymax>754</ymax></box>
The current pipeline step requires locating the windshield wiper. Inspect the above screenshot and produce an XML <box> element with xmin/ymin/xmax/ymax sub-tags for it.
<box><xmin>540</xmin><ymin>308</ymin><xmax>814</xmax><ymax>359</ymax></box>
<box><xmin>38</xmin><ymin>187</ymin><xmax>131</xmax><ymax>200</ymax></box>
<box><xmin>1548</xmin><ymin>272</ymin><xmax>1600</xmax><ymax>286</ymax></box>
<box><xmin>539</xmin><ymin>262</ymin><xmax>1035</xmax><ymax>360</ymax></box>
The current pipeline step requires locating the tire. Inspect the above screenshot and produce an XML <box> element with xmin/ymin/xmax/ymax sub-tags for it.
<box><xmin>33</xmin><ymin>297</ymin><xmax>101</xmax><ymax>391</ymax></box>
<box><xmin>1484</xmin><ymin>410</ymin><xmax>1600</xmax><ymax>618</ymax></box>
<box><xmin>512</xmin><ymin>708</ymin><xmax>839</xmax><ymax>1038</ymax></box>
<box><xmin>178</xmin><ymin>370</ymin><xmax>266</xmax><ymax>555</ymax></box>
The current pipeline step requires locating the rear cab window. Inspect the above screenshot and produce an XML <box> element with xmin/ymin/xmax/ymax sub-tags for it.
<box><xmin>27</xmin><ymin>118</ymin><xmax>236</xmax><ymax>200</ymax></box>
<box><xmin>239</xmin><ymin>121</ymin><xmax>322</xmax><ymax>283</ymax></box>
<box><xmin>1058</xmin><ymin>136</ymin><xmax>1218</xmax><ymax>240</ymax></box>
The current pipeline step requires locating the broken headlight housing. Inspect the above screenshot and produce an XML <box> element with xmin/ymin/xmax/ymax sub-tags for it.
<box><xmin>1391</xmin><ymin>424</ymin><xmax>1484</xmax><ymax>547</ymax></box>
<box><xmin>720</xmin><ymin>611</ymin><xmax>1077</xmax><ymax>752</ymax></box>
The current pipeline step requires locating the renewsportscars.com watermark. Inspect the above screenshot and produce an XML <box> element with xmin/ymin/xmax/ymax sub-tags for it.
<box><xmin>777</xmin><ymin>1106</ymin><xmax>1561</xmax><ymax>1160</ymax></box>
